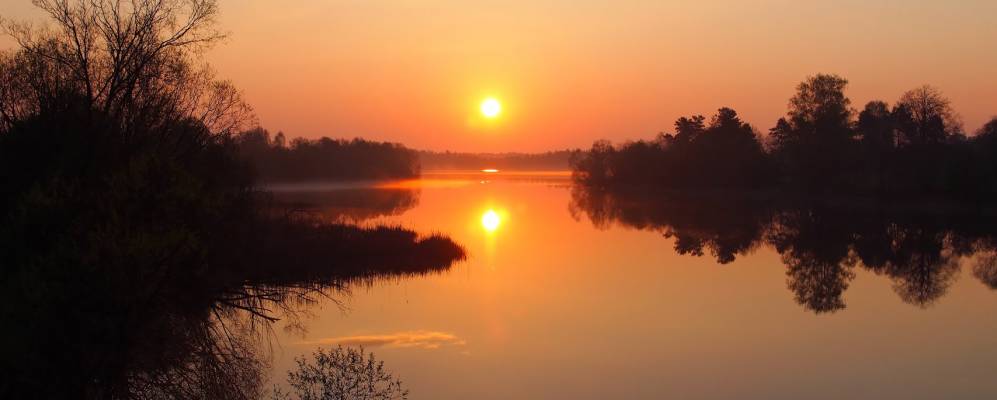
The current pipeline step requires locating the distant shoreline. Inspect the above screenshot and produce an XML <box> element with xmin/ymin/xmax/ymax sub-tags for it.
<box><xmin>261</xmin><ymin>169</ymin><xmax>572</xmax><ymax>191</ymax></box>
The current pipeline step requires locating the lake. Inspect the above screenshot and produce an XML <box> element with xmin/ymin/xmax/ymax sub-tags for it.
<box><xmin>267</xmin><ymin>170</ymin><xmax>997</xmax><ymax>399</ymax></box>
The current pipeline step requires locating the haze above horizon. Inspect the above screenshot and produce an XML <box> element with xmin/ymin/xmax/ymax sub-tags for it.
<box><xmin>3</xmin><ymin>0</ymin><xmax>996</xmax><ymax>152</ymax></box>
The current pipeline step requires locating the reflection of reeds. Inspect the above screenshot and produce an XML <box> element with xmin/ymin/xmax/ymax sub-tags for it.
<box><xmin>132</xmin><ymin>207</ymin><xmax>466</xmax><ymax>399</ymax></box>
<box><xmin>233</xmin><ymin>213</ymin><xmax>465</xmax><ymax>285</ymax></box>
<box><xmin>198</xmin><ymin>210</ymin><xmax>466</xmax><ymax>398</ymax></box>
<box><xmin>131</xmin><ymin>213</ymin><xmax>465</xmax><ymax>399</ymax></box>
<box><xmin>269</xmin><ymin>187</ymin><xmax>421</xmax><ymax>224</ymax></box>
<box><xmin>2</xmin><ymin>186</ymin><xmax>465</xmax><ymax>399</ymax></box>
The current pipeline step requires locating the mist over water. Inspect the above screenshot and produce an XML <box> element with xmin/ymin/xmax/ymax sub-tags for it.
<box><xmin>268</xmin><ymin>170</ymin><xmax>997</xmax><ymax>399</ymax></box>
<box><xmin>4</xmin><ymin>1</ymin><xmax>997</xmax><ymax>398</ymax></box>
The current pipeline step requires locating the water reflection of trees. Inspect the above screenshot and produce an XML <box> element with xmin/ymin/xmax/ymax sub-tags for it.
<box><xmin>2</xmin><ymin>208</ymin><xmax>464</xmax><ymax>399</ymax></box>
<box><xmin>570</xmin><ymin>186</ymin><xmax>997</xmax><ymax>314</ymax></box>
<box><xmin>272</xmin><ymin>188</ymin><xmax>420</xmax><ymax>223</ymax></box>
<box><xmin>569</xmin><ymin>186</ymin><xmax>772</xmax><ymax>265</ymax></box>
<box><xmin>0</xmin><ymin>1</ymin><xmax>457</xmax><ymax>397</ymax></box>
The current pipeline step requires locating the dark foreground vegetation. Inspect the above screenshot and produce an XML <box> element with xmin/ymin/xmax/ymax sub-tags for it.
<box><xmin>237</xmin><ymin>128</ymin><xmax>421</xmax><ymax>182</ymax></box>
<box><xmin>0</xmin><ymin>1</ymin><xmax>462</xmax><ymax>399</ymax></box>
<box><xmin>572</xmin><ymin>74</ymin><xmax>997</xmax><ymax>200</ymax></box>
<box><xmin>571</xmin><ymin>186</ymin><xmax>997</xmax><ymax>314</ymax></box>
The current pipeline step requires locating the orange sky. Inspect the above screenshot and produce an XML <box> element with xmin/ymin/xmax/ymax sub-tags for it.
<box><xmin>4</xmin><ymin>0</ymin><xmax>997</xmax><ymax>152</ymax></box>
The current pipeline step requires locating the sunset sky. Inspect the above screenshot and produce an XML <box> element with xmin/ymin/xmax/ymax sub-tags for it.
<box><xmin>4</xmin><ymin>0</ymin><xmax>997</xmax><ymax>152</ymax></box>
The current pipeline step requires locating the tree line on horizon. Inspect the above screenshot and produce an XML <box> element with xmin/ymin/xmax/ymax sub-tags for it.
<box><xmin>235</xmin><ymin>128</ymin><xmax>579</xmax><ymax>182</ymax></box>
<box><xmin>236</xmin><ymin>128</ymin><xmax>420</xmax><ymax>182</ymax></box>
<box><xmin>419</xmin><ymin>149</ymin><xmax>577</xmax><ymax>171</ymax></box>
<box><xmin>572</xmin><ymin>74</ymin><xmax>997</xmax><ymax>200</ymax></box>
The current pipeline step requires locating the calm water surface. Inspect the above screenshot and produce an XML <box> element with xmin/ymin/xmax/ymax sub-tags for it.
<box><xmin>268</xmin><ymin>171</ymin><xmax>997</xmax><ymax>399</ymax></box>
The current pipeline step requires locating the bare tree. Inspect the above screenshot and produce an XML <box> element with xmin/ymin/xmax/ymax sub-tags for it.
<box><xmin>1</xmin><ymin>0</ymin><xmax>253</xmax><ymax>135</ymax></box>
<box><xmin>275</xmin><ymin>346</ymin><xmax>409</xmax><ymax>400</ymax></box>
<box><xmin>893</xmin><ymin>85</ymin><xmax>962</xmax><ymax>145</ymax></box>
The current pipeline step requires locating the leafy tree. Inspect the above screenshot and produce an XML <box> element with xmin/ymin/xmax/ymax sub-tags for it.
<box><xmin>857</xmin><ymin>101</ymin><xmax>895</xmax><ymax>150</ymax></box>
<box><xmin>661</xmin><ymin>114</ymin><xmax>706</xmax><ymax>147</ymax></box>
<box><xmin>768</xmin><ymin>74</ymin><xmax>857</xmax><ymax>191</ymax></box>
<box><xmin>572</xmin><ymin>107</ymin><xmax>769</xmax><ymax>189</ymax></box>
<box><xmin>855</xmin><ymin>101</ymin><xmax>896</xmax><ymax>191</ymax></box>
<box><xmin>786</xmin><ymin>73</ymin><xmax>853</xmax><ymax>139</ymax></box>
<box><xmin>570</xmin><ymin>139</ymin><xmax>616</xmax><ymax>186</ymax></box>
<box><xmin>693</xmin><ymin>107</ymin><xmax>768</xmax><ymax>187</ymax></box>
<box><xmin>968</xmin><ymin>117</ymin><xmax>997</xmax><ymax>198</ymax></box>
<box><xmin>977</xmin><ymin>118</ymin><xmax>997</xmax><ymax>139</ymax></box>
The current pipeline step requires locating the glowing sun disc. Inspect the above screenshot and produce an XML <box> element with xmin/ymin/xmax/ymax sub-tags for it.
<box><xmin>480</xmin><ymin>98</ymin><xmax>501</xmax><ymax>118</ymax></box>
<box><xmin>481</xmin><ymin>210</ymin><xmax>501</xmax><ymax>231</ymax></box>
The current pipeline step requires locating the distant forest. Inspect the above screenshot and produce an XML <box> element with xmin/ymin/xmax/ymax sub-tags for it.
<box><xmin>236</xmin><ymin>128</ymin><xmax>420</xmax><ymax>182</ymax></box>
<box><xmin>419</xmin><ymin>150</ymin><xmax>577</xmax><ymax>171</ymax></box>
<box><xmin>236</xmin><ymin>130</ymin><xmax>578</xmax><ymax>182</ymax></box>
<box><xmin>572</xmin><ymin>74</ymin><xmax>997</xmax><ymax>200</ymax></box>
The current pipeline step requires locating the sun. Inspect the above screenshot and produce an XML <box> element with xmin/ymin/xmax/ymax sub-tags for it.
<box><xmin>480</xmin><ymin>98</ymin><xmax>501</xmax><ymax>118</ymax></box>
<box><xmin>481</xmin><ymin>209</ymin><xmax>501</xmax><ymax>232</ymax></box>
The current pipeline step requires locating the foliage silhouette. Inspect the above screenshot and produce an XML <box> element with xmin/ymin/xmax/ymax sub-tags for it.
<box><xmin>572</xmin><ymin>73</ymin><xmax>997</xmax><ymax>200</ymax></box>
<box><xmin>0</xmin><ymin>1</ymin><xmax>464</xmax><ymax>398</ymax></box>
<box><xmin>237</xmin><ymin>128</ymin><xmax>420</xmax><ymax>182</ymax></box>
<box><xmin>571</xmin><ymin>108</ymin><xmax>770</xmax><ymax>190</ymax></box>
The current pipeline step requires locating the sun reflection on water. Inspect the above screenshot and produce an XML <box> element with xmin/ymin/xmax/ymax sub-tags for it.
<box><xmin>481</xmin><ymin>210</ymin><xmax>501</xmax><ymax>232</ymax></box>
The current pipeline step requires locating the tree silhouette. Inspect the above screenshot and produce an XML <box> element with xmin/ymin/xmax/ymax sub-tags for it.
<box><xmin>275</xmin><ymin>346</ymin><xmax>408</xmax><ymax>400</ymax></box>
<box><xmin>571</xmin><ymin>107</ymin><xmax>770</xmax><ymax>190</ymax></box>
<box><xmin>893</xmin><ymin>85</ymin><xmax>963</xmax><ymax>146</ymax></box>
<box><xmin>0</xmin><ymin>2</ymin><xmax>465</xmax><ymax>399</ymax></box>
<box><xmin>855</xmin><ymin>101</ymin><xmax>897</xmax><ymax>192</ymax></box>
<box><xmin>858</xmin><ymin>101</ymin><xmax>896</xmax><ymax>150</ymax></box>
<box><xmin>236</xmin><ymin>128</ymin><xmax>421</xmax><ymax>182</ymax></box>
<box><xmin>769</xmin><ymin>73</ymin><xmax>857</xmax><ymax>191</ymax></box>
<box><xmin>572</xmin><ymin>74</ymin><xmax>997</xmax><ymax>199</ymax></box>
<box><xmin>1</xmin><ymin>0</ymin><xmax>250</xmax><ymax>135</ymax></box>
